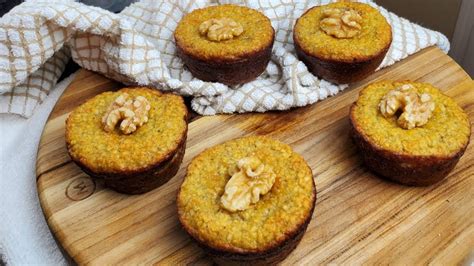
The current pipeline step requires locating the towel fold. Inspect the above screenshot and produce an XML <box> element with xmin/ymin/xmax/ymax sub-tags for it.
<box><xmin>0</xmin><ymin>0</ymin><xmax>449</xmax><ymax>117</ymax></box>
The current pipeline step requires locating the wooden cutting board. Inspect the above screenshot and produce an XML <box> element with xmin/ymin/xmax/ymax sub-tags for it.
<box><xmin>36</xmin><ymin>47</ymin><xmax>474</xmax><ymax>265</ymax></box>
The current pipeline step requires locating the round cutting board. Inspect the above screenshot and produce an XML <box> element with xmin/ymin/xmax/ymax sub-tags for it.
<box><xmin>37</xmin><ymin>47</ymin><xmax>474</xmax><ymax>265</ymax></box>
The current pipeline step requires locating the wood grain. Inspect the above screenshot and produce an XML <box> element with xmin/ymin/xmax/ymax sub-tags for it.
<box><xmin>36</xmin><ymin>47</ymin><xmax>474</xmax><ymax>265</ymax></box>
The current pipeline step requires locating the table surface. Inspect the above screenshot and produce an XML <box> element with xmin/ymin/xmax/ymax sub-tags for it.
<box><xmin>36</xmin><ymin>46</ymin><xmax>474</xmax><ymax>264</ymax></box>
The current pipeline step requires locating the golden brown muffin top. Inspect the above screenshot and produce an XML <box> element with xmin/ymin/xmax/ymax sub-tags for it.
<box><xmin>351</xmin><ymin>81</ymin><xmax>471</xmax><ymax>156</ymax></box>
<box><xmin>294</xmin><ymin>2</ymin><xmax>392</xmax><ymax>62</ymax></box>
<box><xmin>177</xmin><ymin>136</ymin><xmax>315</xmax><ymax>252</ymax></box>
<box><xmin>66</xmin><ymin>88</ymin><xmax>187</xmax><ymax>174</ymax></box>
<box><xmin>174</xmin><ymin>5</ymin><xmax>274</xmax><ymax>61</ymax></box>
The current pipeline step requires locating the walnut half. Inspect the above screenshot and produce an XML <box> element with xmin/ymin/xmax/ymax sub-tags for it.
<box><xmin>320</xmin><ymin>7</ymin><xmax>362</xmax><ymax>38</ymax></box>
<box><xmin>199</xmin><ymin>17</ymin><xmax>244</xmax><ymax>42</ymax></box>
<box><xmin>102</xmin><ymin>93</ymin><xmax>151</xmax><ymax>134</ymax></box>
<box><xmin>220</xmin><ymin>156</ymin><xmax>276</xmax><ymax>212</ymax></box>
<box><xmin>379</xmin><ymin>84</ymin><xmax>435</xmax><ymax>129</ymax></box>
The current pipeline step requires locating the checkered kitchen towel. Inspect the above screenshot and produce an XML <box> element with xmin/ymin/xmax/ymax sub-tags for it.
<box><xmin>0</xmin><ymin>0</ymin><xmax>449</xmax><ymax>117</ymax></box>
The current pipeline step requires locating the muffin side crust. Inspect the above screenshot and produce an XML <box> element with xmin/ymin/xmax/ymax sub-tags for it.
<box><xmin>177</xmin><ymin>136</ymin><xmax>316</xmax><ymax>263</ymax></box>
<box><xmin>350</xmin><ymin>81</ymin><xmax>471</xmax><ymax>185</ymax></box>
<box><xmin>65</xmin><ymin>87</ymin><xmax>188</xmax><ymax>194</ymax></box>
<box><xmin>294</xmin><ymin>2</ymin><xmax>392</xmax><ymax>84</ymax></box>
<box><xmin>174</xmin><ymin>5</ymin><xmax>275</xmax><ymax>85</ymax></box>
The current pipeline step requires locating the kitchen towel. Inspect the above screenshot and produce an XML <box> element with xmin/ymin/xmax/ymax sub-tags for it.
<box><xmin>0</xmin><ymin>0</ymin><xmax>449</xmax><ymax>117</ymax></box>
<box><xmin>0</xmin><ymin>74</ymin><xmax>76</xmax><ymax>265</ymax></box>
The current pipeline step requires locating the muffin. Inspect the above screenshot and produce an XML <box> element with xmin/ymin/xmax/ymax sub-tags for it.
<box><xmin>350</xmin><ymin>81</ymin><xmax>471</xmax><ymax>186</ymax></box>
<box><xmin>66</xmin><ymin>87</ymin><xmax>188</xmax><ymax>194</ymax></box>
<box><xmin>294</xmin><ymin>2</ymin><xmax>392</xmax><ymax>84</ymax></box>
<box><xmin>177</xmin><ymin>136</ymin><xmax>316</xmax><ymax>265</ymax></box>
<box><xmin>174</xmin><ymin>4</ymin><xmax>274</xmax><ymax>85</ymax></box>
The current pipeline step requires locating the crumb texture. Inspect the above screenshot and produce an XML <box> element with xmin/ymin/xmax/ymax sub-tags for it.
<box><xmin>178</xmin><ymin>136</ymin><xmax>315</xmax><ymax>252</ymax></box>
<box><xmin>294</xmin><ymin>2</ymin><xmax>391</xmax><ymax>61</ymax></box>
<box><xmin>175</xmin><ymin>5</ymin><xmax>274</xmax><ymax>60</ymax></box>
<box><xmin>352</xmin><ymin>81</ymin><xmax>470</xmax><ymax>156</ymax></box>
<box><xmin>66</xmin><ymin>87</ymin><xmax>187</xmax><ymax>173</ymax></box>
